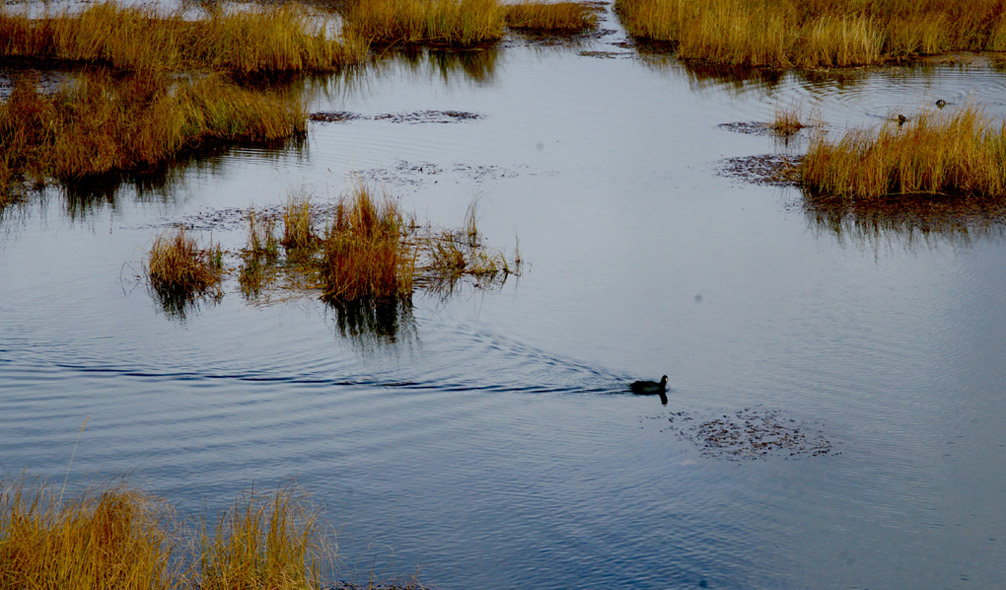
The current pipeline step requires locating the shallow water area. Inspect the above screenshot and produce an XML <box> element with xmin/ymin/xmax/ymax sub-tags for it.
<box><xmin>3</xmin><ymin>4</ymin><xmax>1006</xmax><ymax>589</ymax></box>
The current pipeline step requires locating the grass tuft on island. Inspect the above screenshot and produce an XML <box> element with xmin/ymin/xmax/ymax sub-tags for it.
<box><xmin>802</xmin><ymin>105</ymin><xmax>1006</xmax><ymax>199</ymax></box>
<box><xmin>146</xmin><ymin>226</ymin><xmax>224</xmax><ymax>307</ymax></box>
<box><xmin>614</xmin><ymin>0</ymin><xmax>1006</xmax><ymax>68</ymax></box>
<box><xmin>0</xmin><ymin>71</ymin><xmax>305</xmax><ymax>186</ymax></box>
<box><xmin>0</xmin><ymin>2</ymin><xmax>367</xmax><ymax>75</ymax></box>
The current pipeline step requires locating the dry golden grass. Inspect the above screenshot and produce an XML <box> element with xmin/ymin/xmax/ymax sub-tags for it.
<box><xmin>0</xmin><ymin>2</ymin><xmax>367</xmax><ymax>75</ymax></box>
<box><xmin>282</xmin><ymin>192</ymin><xmax>318</xmax><ymax>253</ymax></box>
<box><xmin>802</xmin><ymin>104</ymin><xmax>1006</xmax><ymax>199</ymax></box>
<box><xmin>342</xmin><ymin>0</ymin><xmax>506</xmax><ymax>46</ymax></box>
<box><xmin>0</xmin><ymin>71</ymin><xmax>305</xmax><ymax>183</ymax></box>
<box><xmin>146</xmin><ymin>226</ymin><xmax>224</xmax><ymax>299</ymax></box>
<box><xmin>321</xmin><ymin>184</ymin><xmax>416</xmax><ymax>303</ymax></box>
<box><xmin>195</xmin><ymin>486</ymin><xmax>328</xmax><ymax>590</ymax></box>
<box><xmin>504</xmin><ymin>1</ymin><xmax>600</xmax><ymax>32</ymax></box>
<box><xmin>0</xmin><ymin>480</ymin><xmax>330</xmax><ymax>590</ymax></box>
<box><xmin>0</xmin><ymin>481</ymin><xmax>178</xmax><ymax>590</ymax></box>
<box><xmin>771</xmin><ymin>103</ymin><xmax>806</xmax><ymax>136</ymax></box>
<box><xmin>614</xmin><ymin>0</ymin><xmax>1006</xmax><ymax>68</ymax></box>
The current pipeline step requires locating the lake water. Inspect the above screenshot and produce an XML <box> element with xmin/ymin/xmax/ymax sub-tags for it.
<box><xmin>2</xmin><ymin>5</ymin><xmax>1006</xmax><ymax>589</ymax></box>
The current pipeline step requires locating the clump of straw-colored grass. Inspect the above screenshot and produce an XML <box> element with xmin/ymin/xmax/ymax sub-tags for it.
<box><xmin>802</xmin><ymin>104</ymin><xmax>1006</xmax><ymax>199</ymax></box>
<box><xmin>0</xmin><ymin>480</ymin><xmax>177</xmax><ymax>590</ymax></box>
<box><xmin>0</xmin><ymin>2</ymin><xmax>367</xmax><ymax>75</ymax></box>
<box><xmin>282</xmin><ymin>192</ymin><xmax>318</xmax><ymax>253</ymax></box>
<box><xmin>195</xmin><ymin>486</ymin><xmax>328</xmax><ymax>590</ymax></box>
<box><xmin>342</xmin><ymin>0</ymin><xmax>506</xmax><ymax>46</ymax></box>
<box><xmin>0</xmin><ymin>71</ymin><xmax>305</xmax><ymax>183</ymax></box>
<box><xmin>770</xmin><ymin>103</ymin><xmax>806</xmax><ymax>136</ymax></box>
<box><xmin>146</xmin><ymin>226</ymin><xmax>224</xmax><ymax>299</ymax></box>
<box><xmin>504</xmin><ymin>1</ymin><xmax>600</xmax><ymax>32</ymax></box>
<box><xmin>1</xmin><ymin>479</ymin><xmax>333</xmax><ymax>590</ymax></box>
<box><xmin>614</xmin><ymin>0</ymin><xmax>1006</xmax><ymax>68</ymax></box>
<box><xmin>321</xmin><ymin>184</ymin><xmax>416</xmax><ymax>303</ymax></box>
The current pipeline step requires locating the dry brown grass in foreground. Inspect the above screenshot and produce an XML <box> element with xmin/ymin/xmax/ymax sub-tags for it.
<box><xmin>0</xmin><ymin>2</ymin><xmax>367</xmax><ymax>75</ymax></box>
<box><xmin>0</xmin><ymin>480</ymin><xmax>329</xmax><ymax>590</ymax></box>
<box><xmin>802</xmin><ymin>105</ymin><xmax>1006</xmax><ymax>199</ymax></box>
<box><xmin>614</xmin><ymin>0</ymin><xmax>1006</xmax><ymax>68</ymax></box>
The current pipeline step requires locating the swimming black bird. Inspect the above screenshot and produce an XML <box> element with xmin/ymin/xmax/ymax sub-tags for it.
<box><xmin>630</xmin><ymin>375</ymin><xmax>668</xmax><ymax>395</ymax></box>
<box><xmin>936</xmin><ymin>99</ymin><xmax>947</xmax><ymax>108</ymax></box>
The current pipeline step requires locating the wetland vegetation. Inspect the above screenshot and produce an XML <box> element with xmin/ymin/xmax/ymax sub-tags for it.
<box><xmin>802</xmin><ymin>104</ymin><xmax>1006</xmax><ymax>199</ymax></box>
<box><xmin>150</xmin><ymin>184</ymin><xmax>520</xmax><ymax>318</ymax></box>
<box><xmin>0</xmin><ymin>2</ymin><xmax>367</xmax><ymax>75</ymax></box>
<box><xmin>0</xmin><ymin>479</ymin><xmax>337</xmax><ymax>590</ymax></box>
<box><xmin>614</xmin><ymin>0</ymin><xmax>1006</xmax><ymax>68</ymax></box>
<box><xmin>341</xmin><ymin>0</ymin><xmax>600</xmax><ymax>46</ymax></box>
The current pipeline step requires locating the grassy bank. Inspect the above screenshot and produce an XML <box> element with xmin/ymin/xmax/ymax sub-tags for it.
<box><xmin>802</xmin><ymin>105</ymin><xmax>1006</xmax><ymax>199</ymax></box>
<box><xmin>0</xmin><ymin>71</ymin><xmax>305</xmax><ymax>186</ymax></box>
<box><xmin>0</xmin><ymin>480</ymin><xmax>329</xmax><ymax>590</ymax></box>
<box><xmin>505</xmin><ymin>1</ymin><xmax>600</xmax><ymax>33</ymax></box>
<box><xmin>341</xmin><ymin>0</ymin><xmax>599</xmax><ymax>46</ymax></box>
<box><xmin>614</xmin><ymin>0</ymin><xmax>1006</xmax><ymax>68</ymax></box>
<box><xmin>0</xmin><ymin>2</ymin><xmax>367</xmax><ymax>75</ymax></box>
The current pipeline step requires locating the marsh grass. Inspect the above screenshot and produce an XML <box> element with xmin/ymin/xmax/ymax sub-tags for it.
<box><xmin>614</xmin><ymin>0</ymin><xmax>1006</xmax><ymax>68</ymax></box>
<box><xmin>321</xmin><ymin>185</ymin><xmax>417</xmax><ymax>303</ymax></box>
<box><xmin>802</xmin><ymin>104</ymin><xmax>1006</xmax><ymax>199</ymax></box>
<box><xmin>282</xmin><ymin>192</ymin><xmax>319</xmax><ymax>254</ymax></box>
<box><xmin>342</xmin><ymin>0</ymin><xmax>506</xmax><ymax>46</ymax></box>
<box><xmin>504</xmin><ymin>1</ymin><xmax>600</xmax><ymax>32</ymax></box>
<box><xmin>146</xmin><ymin>226</ymin><xmax>223</xmax><ymax>303</ymax></box>
<box><xmin>195</xmin><ymin>486</ymin><xmax>329</xmax><ymax>590</ymax></box>
<box><xmin>771</xmin><ymin>102</ymin><xmax>807</xmax><ymax>136</ymax></box>
<box><xmin>0</xmin><ymin>479</ymin><xmax>332</xmax><ymax>590</ymax></box>
<box><xmin>0</xmin><ymin>481</ymin><xmax>177</xmax><ymax>590</ymax></box>
<box><xmin>0</xmin><ymin>71</ymin><xmax>305</xmax><ymax>184</ymax></box>
<box><xmin>0</xmin><ymin>2</ymin><xmax>367</xmax><ymax>75</ymax></box>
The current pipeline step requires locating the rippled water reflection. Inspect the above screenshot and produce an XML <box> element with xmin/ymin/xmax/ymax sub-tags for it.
<box><xmin>3</xmin><ymin>5</ymin><xmax>1006</xmax><ymax>589</ymax></box>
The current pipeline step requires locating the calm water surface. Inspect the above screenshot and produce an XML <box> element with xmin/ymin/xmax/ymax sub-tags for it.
<box><xmin>2</xmin><ymin>6</ymin><xmax>1006</xmax><ymax>589</ymax></box>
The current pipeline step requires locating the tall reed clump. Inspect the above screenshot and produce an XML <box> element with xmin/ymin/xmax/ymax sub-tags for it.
<box><xmin>320</xmin><ymin>184</ymin><xmax>416</xmax><ymax>303</ymax></box>
<box><xmin>614</xmin><ymin>0</ymin><xmax>1006</xmax><ymax>68</ymax></box>
<box><xmin>802</xmin><ymin>105</ymin><xmax>1006</xmax><ymax>199</ymax></box>
<box><xmin>504</xmin><ymin>1</ymin><xmax>600</xmax><ymax>32</ymax></box>
<box><xmin>146</xmin><ymin>226</ymin><xmax>224</xmax><ymax>300</ymax></box>
<box><xmin>342</xmin><ymin>0</ymin><xmax>506</xmax><ymax>46</ymax></box>
<box><xmin>0</xmin><ymin>481</ymin><xmax>177</xmax><ymax>590</ymax></box>
<box><xmin>195</xmin><ymin>487</ymin><xmax>328</xmax><ymax>590</ymax></box>
<box><xmin>0</xmin><ymin>2</ymin><xmax>367</xmax><ymax>75</ymax></box>
<box><xmin>0</xmin><ymin>71</ymin><xmax>304</xmax><ymax>182</ymax></box>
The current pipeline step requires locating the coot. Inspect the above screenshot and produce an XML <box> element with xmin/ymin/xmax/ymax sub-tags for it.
<box><xmin>630</xmin><ymin>375</ymin><xmax>668</xmax><ymax>394</ymax></box>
